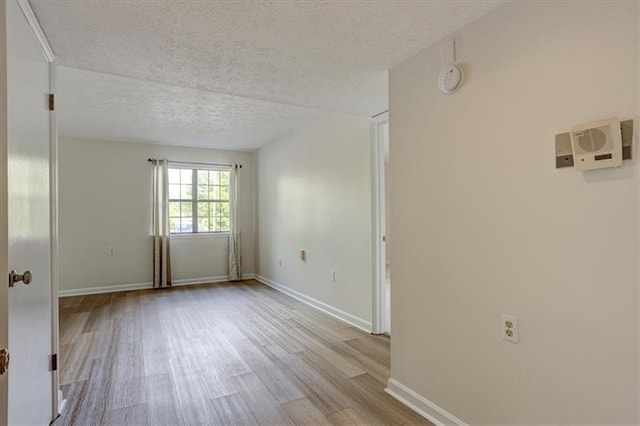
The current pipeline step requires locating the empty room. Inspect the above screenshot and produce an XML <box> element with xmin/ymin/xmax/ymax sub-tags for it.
<box><xmin>1</xmin><ymin>0</ymin><xmax>640</xmax><ymax>425</ymax></box>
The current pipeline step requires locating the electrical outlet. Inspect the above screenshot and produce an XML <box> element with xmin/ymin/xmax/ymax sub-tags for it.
<box><xmin>501</xmin><ymin>314</ymin><xmax>518</xmax><ymax>343</ymax></box>
<box><xmin>108</xmin><ymin>247</ymin><xmax>116</xmax><ymax>255</ymax></box>
<box><xmin>330</xmin><ymin>271</ymin><xmax>336</xmax><ymax>282</ymax></box>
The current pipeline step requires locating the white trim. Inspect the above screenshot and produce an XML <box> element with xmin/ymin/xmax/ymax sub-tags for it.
<box><xmin>58</xmin><ymin>273</ymin><xmax>256</xmax><ymax>297</ymax></box>
<box><xmin>16</xmin><ymin>1</ymin><xmax>55</xmax><ymax>62</ymax></box>
<box><xmin>254</xmin><ymin>275</ymin><xmax>371</xmax><ymax>332</ymax></box>
<box><xmin>59</xmin><ymin>282</ymin><xmax>153</xmax><ymax>297</ymax></box>
<box><xmin>172</xmin><ymin>275</ymin><xmax>236</xmax><ymax>287</ymax></box>
<box><xmin>385</xmin><ymin>378</ymin><xmax>466</xmax><ymax>426</ymax></box>
<box><xmin>370</xmin><ymin>112</ymin><xmax>389</xmax><ymax>334</ymax></box>
<box><xmin>56</xmin><ymin>390</ymin><xmax>65</xmax><ymax>417</ymax></box>
<box><xmin>48</xmin><ymin>61</ymin><xmax>60</xmax><ymax>421</ymax></box>
<box><xmin>169</xmin><ymin>161</ymin><xmax>231</xmax><ymax>171</ymax></box>
<box><xmin>0</xmin><ymin>1</ymin><xmax>8</xmax><ymax>422</ymax></box>
<box><xmin>170</xmin><ymin>232</ymin><xmax>229</xmax><ymax>240</ymax></box>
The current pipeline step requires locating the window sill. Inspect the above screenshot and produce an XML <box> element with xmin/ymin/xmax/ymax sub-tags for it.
<box><xmin>170</xmin><ymin>232</ymin><xmax>229</xmax><ymax>240</ymax></box>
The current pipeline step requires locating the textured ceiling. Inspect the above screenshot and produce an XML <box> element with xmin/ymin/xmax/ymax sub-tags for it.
<box><xmin>57</xmin><ymin>66</ymin><xmax>323</xmax><ymax>150</ymax></box>
<box><xmin>33</xmin><ymin>1</ymin><xmax>504</xmax><ymax>149</ymax></box>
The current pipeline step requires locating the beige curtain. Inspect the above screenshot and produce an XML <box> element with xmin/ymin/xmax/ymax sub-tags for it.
<box><xmin>151</xmin><ymin>158</ymin><xmax>171</xmax><ymax>288</ymax></box>
<box><xmin>228</xmin><ymin>164</ymin><xmax>242</xmax><ymax>281</ymax></box>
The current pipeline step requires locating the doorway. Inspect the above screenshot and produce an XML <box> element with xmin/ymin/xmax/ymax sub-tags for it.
<box><xmin>371</xmin><ymin>111</ymin><xmax>390</xmax><ymax>335</ymax></box>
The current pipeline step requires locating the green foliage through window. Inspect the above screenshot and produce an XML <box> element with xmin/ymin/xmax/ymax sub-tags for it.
<box><xmin>168</xmin><ymin>167</ymin><xmax>231</xmax><ymax>233</ymax></box>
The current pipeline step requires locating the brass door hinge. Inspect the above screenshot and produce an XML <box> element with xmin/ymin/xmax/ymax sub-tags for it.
<box><xmin>50</xmin><ymin>353</ymin><xmax>57</xmax><ymax>371</ymax></box>
<box><xmin>48</xmin><ymin>93</ymin><xmax>54</xmax><ymax>111</ymax></box>
<box><xmin>0</xmin><ymin>349</ymin><xmax>9</xmax><ymax>375</ymax></box>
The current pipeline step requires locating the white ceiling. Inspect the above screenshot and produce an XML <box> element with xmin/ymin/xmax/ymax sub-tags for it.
<box><xmin>57</xmin><ymin>66</ymin><xmax>323</xmax><ymax>150</ymax></box>
<box><xmin>32</xmin><ymin>0</ymin><xmax>504</xmax><ymax>150</ymax></box>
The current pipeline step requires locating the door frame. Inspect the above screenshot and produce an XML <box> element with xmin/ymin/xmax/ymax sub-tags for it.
<box><xmin>370</xmin><ymin>111</ymin><xmax>388</xmax><ymax>335</ymax></box>
<box><xmin>0</xmin><ymin>1</ymin><xmax>9</xmax><ymax>422</ymax></box>
<box><xmin>48</xmin><ymin>56</ymin><xmax>62</xmax><ymax>422</ymax></box>
<box><xmin>12</xmin><ymin>1</ymin><xmax>60</xmax><ymax>421</ymax></box>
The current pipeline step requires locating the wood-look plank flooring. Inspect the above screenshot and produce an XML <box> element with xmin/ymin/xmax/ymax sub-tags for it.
<box><xmin>54</xmin><ymin>280</ymin><xmax>431</xmax><ymax>425</ymax></box>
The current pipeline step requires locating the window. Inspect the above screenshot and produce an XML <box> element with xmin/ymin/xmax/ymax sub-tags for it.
<box><xmin>168</xmin><ymin>166</ymin><xmax>230</xmax><ymax>234</ymax></box>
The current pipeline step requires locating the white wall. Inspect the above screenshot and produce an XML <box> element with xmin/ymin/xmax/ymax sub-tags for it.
<box><xmin>58</xmin><ymin>137</ymin><xmax>256</xmax><ymax>292</ymax></box>
<box><xmin>389</xmin><ymin>2</ymin><xmax>639</xmax><ymax>424</ymax></box>
<box><xmin>257</xmin><ymin>113</ymin><xmax>373</xmax><ymax>327</ymax></box>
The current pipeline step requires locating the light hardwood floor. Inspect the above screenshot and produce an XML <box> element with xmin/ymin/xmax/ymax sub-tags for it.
<box><xmin>54</xmin><ymin>280</ymin><xmax>430</xmax><ymax>425</ymax></box>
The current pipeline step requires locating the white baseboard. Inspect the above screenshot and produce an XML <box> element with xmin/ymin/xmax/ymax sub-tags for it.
<box><xmin>57</xmin><ymin>389</ymin><xmax>66</xmax><ymax>416</ymax></box>
<box><xmin>58</xmin><ymin>281</ymin><xmax>151</xmax><ymax>297</ymax></box>
<box><xmin>385</xmin><ymin>378</ymin><xmax>466</xmax><ymax>426</ymax></box>
<box><xmin>254</xmin><ymin>274</ymin><xmax>371</xmax><ymax>332</ymax></box>
<box><xmin>58</xmin><ymin>273</ymin><xmax>256</xmax><ymax>297</ymax></box>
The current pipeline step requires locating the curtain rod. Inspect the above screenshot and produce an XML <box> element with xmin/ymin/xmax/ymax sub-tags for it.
<box><xmin>147</xmin><ymin>158</ymin><xmax>242</xmax><ymax>168</ymax></box>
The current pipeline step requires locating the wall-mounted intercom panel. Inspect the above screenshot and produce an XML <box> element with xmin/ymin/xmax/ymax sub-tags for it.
<box><xmin>556</xmin><ymin>118</ymin><xmax>634</xmax><ymax>170</ymax></box>
<box><xmin>570</xmin><ymin>118</ymin><xmax>622</xmax><ymax>170</ymax></box>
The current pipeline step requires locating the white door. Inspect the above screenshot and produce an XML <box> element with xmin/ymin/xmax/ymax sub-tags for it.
<box><xmin>381</xmin><ymin>120</ymin><xmax>390</xmax><ymax>334</ymax></box>
<box><xmin>6</xmin><ymin>0</ymin><xmax>53</xmax><ymax>424</ymax></box>
<box><xmin>371</xmin><ymin>112</ymin><xmax>390</xmax><ymax>335</ymax></box>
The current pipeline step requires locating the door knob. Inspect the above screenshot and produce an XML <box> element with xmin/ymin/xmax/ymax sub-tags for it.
<box><xmin>0</xmin><ymin>349</ymin><xmax>9</xmax><ymax>374</ymax></box>
<box><xmin>8</xmin><ymin>270</ymin><xmax>32</xmax><ymax>288</ymax></box>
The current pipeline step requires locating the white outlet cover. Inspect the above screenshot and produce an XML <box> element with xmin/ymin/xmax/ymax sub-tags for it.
<box><xmin>501</xmin><ymin>314</ymin><xmax>519</xmax><ymax>343</ymax></box>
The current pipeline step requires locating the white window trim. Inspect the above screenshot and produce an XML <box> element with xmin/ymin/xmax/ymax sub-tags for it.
<box><xmin>168</xmin><ymin>161</ymin><xmax>231</xmax><ymax>172</ymax></box>
<box><xmin>170</xmin><ymin>231</ymin><xmax>229</xmax><ymax>240</ymax></box>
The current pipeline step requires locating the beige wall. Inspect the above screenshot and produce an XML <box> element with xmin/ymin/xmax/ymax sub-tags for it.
<box><xmin>58</xmin><ymin>137</ymin><xmax>256</xmax><ymax>291</ymax></box>
<box><xmin>257</xmin><ymin>113</ymin><xmax>373</xmax><ymax>326</ymax></box>
<box><xmin>389</xmin><ymin>2</ymin><xmax>639</xmax><ymax>423</ymax></box>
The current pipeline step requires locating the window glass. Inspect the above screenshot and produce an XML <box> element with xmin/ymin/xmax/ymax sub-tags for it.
<box><xmin>168</xmin><ymin>166</ymin><xmax>231</xmax><ymax>233</ymax></box>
